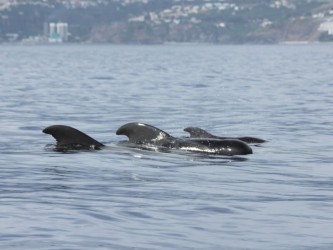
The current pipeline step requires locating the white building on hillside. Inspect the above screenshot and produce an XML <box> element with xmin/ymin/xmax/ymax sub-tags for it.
<box><xmin>318</xmin><ymin>21</ymin><xmax>333</xmax><ymax>35</ymax></box>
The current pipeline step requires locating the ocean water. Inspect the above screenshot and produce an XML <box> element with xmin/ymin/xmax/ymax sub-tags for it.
<box><xmin>0</xmin><ymin>44</ymin><xmax>332</xmax><ymax>249</ymax></box>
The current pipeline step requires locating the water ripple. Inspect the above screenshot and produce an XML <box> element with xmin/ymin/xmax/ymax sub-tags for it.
<box><xmin>1</xmin><ymin>44</ymin><xmax>333</xmax><ymax>249</ymax></box>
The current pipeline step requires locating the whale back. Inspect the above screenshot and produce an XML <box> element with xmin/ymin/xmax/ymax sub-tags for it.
<box><xmin>176</xmin><ymin>138</ymin><xmax>253</xmax><ymax>155</ymax></box>
<box><xmin>116</xmin><ymin>123</ymin><xmax>173</xmax><ymax>145</ymax></box>
<box><xmin>43</xmin><ymin>125</ymin><xmax>104</xmax><ymax>150</ymax></box>
<box><xmin>184</xmin><ymin>127</ymin><xmax>266</xmax><ymax>144</ymax></box>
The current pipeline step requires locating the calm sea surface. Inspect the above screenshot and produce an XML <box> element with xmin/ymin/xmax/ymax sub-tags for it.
<box><xmin>0</xmin><ymin>44</ymin><xmax>332</xmax><ymax>249</ymax></box>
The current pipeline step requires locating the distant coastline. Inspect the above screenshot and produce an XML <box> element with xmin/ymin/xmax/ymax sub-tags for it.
<box><xmin>1</xmin><ymin>0</ymin><xmax>333</xmax><ymax>44</ymax></box>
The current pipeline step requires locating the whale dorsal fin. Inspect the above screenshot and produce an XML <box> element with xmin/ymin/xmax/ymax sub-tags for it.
<box><xmin>184</xmin><ymin>127</ymin><xmax>215</xmax><ymax>138</ymax></box>
<box><xmin>116</xmin><ymin>123</ymin><xmax>172</xmax><ymax>144</ymax></box>
<box><xmin>43</xmin><ymin>125</ymin><xmax>104</xmax><ymax>149</ymax></box>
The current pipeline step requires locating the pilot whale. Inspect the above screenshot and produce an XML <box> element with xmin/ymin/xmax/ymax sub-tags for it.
<box><xmin>43</xmin><ymin>123</ymin><xmax>253</xmax><ymax>156</ymax></box>
<box><xmin>184</xmin><ymin>127</ymin><xmax>266</xmax><ymax>144</ymax></box>
<box><xmin>43</xmin><ymin>125</ymin><xmax>104</xmax><ymax>151</ymax></box>
<box><xmin>116</xmin><ymin>123</ymin><xmax>253</xmax><ymax>156</ymax></box>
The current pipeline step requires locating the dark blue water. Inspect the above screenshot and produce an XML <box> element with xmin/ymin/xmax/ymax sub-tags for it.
<box><xmin>1</xmin><ymin>44</ymin><xmax>332</xmax><ymax>249</ymax></box>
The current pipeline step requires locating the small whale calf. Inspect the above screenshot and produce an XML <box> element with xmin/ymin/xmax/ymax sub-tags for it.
<box><xmin>43</xmin><ymin>122</ymin><xmax>264</xmax><ymax>156</ymax></box>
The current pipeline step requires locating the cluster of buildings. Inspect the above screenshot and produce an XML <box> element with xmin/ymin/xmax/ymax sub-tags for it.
<box><xmin>43</xmin><ymin>22</ymin><xmax>69</xmax><ymax>43</ymax></box>
<box><xmin>127</xmin><ymin>0</ymin><xmax>333</xmax><ymax>38</ymax></box>
<box><xmin>19</xmin><ymin>22</ymin><xmax>69</xmax><ymax>44</ymax></box>
<box><xmin>129</xmin><ymin>2</ymin><xmax>238</xmax><ymax>25</ymax></box>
